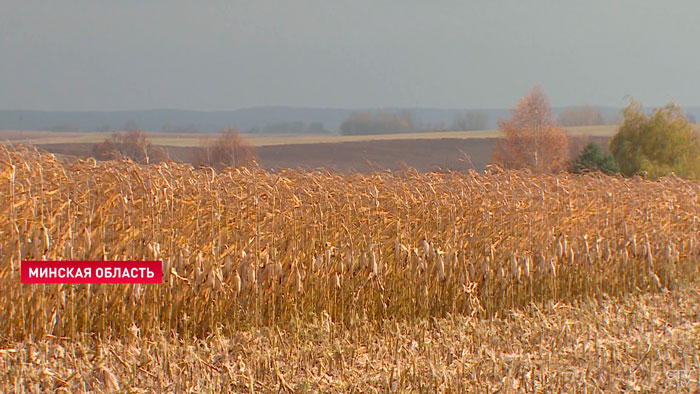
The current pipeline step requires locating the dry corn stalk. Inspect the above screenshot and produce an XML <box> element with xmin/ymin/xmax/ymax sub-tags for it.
<box><xmin>1</xmin><ymin>145</ymin><xmax>699</xmax><ymax>340</ymax></box>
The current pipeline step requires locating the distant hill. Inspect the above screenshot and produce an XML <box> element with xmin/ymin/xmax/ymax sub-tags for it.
<box><xmin>0</xmin><ymin>108</ymin><xmax>349</xmax><ymax>133</ymax></box>
<box><xmin>0</xmin><ymin>106</ymin><xmax>695</xmax><ymax>134</ymax></box>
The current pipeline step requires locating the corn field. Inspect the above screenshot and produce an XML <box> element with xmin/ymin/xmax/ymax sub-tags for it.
<box><xmin>1</xmin><ymin>145</ymin><xmax>699</xmax><ymax>340</ymax></box>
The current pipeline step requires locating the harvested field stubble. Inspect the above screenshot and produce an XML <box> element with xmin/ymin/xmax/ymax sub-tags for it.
<box><xmin>1</xmin><ymin>145</ymin><xmax>699</xmax><ymax>340</ymax></box>
<box><xmin>1</xmin><ymin>282</ymin><xmax>699</xmax><ymax>392</ymax></box>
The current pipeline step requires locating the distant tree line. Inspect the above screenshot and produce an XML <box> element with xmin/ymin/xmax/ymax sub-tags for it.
<box><xmin>557</xmin><ymin>106</ymin><xmax>604</xmax><ymax>126</ymax></box>
<box><xmin>340</xmin><ymin>112</ymin><xmax>416</xmax><ymax>135</ymax></box>
<box><xmin>451</xmin><ymin>110</ymin><xmax>489</xmax><ymax>131</ymax></box>
<box><xmin>246</xmin><ymin>121</ymin><xmax>330</xmax><ymax>135</ymax></box>
<box><xmin>339</xmin><ymin>110</ymin><xmax>490</xmax><ymax>135</ymax></box>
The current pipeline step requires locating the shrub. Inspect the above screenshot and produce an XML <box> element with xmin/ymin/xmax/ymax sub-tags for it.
<box><xmin>195</xmin><ymin>129</ymin><xmax>256</xmax><ymax>169</ymax></box>
<box><xmin>92</xmin><ymin>129</ymin><xmax>169</xmax><ymax>164</ymax></box>
<box><xmin>571</xmin><ymin>142</ymin><xmax>619</xmax><ymax>175</ymax></box>
<box><xmin>610</xmin><ymin>100</ymin><xmax>700</xmax><ymax>179</ymax></box>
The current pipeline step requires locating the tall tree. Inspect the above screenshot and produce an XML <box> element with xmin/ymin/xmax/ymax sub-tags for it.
<box><xmin>610</xmin><ymin>100</ymin><xmax>700</xmax><ymax>179</ymax></box>
<box><xmin>492</xmin><ymin>87</ymin><xmax>569</xmax><ymax>172</ymax></box>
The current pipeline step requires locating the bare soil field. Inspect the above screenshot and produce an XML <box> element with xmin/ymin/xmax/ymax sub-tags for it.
<box><xmin>23</xmin><ymin>135</ymin><xmax>610</xmax><ymax>172</ymax></box>
<box><xmin>1</xmin><ymin>126</ymin><xmax>614</xmax><ymax>172</ymax></box>
<box><xmin>252</xmin><ymin>135</ymin><xmax>611</xmax><ymax>172</ymax></box>
<box><xmin>213</xmin><ymin>137</ymin><xmax>499</xmax><ymax>172</ymax></box>
<box><xmin>33</xmin><ymin>139</ymin><xmax>500</xmax><ymax>172</ymax></box>
<box><xmin>34</xmin><ymin>136</ymin><xmax>610</xmax><ymax>173</ymax></box>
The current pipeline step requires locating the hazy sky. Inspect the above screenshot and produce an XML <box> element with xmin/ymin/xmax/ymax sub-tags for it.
<box><xmin>2</xmin><ymin>1</ymin><xmax>700</xmax><ymax>111</ymax></box>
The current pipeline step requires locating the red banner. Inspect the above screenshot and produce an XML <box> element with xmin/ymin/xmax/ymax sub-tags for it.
<box><xmin>21</xmin><ymin>261</ymin><xmax>162</xmax><ymax>284</ymax></box>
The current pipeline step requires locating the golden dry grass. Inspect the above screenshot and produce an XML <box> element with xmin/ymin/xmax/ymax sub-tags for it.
<box><xmin>1</xmin><ymin>145</ymin><xmax>699</xmax><ymax>343</ymax></box>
